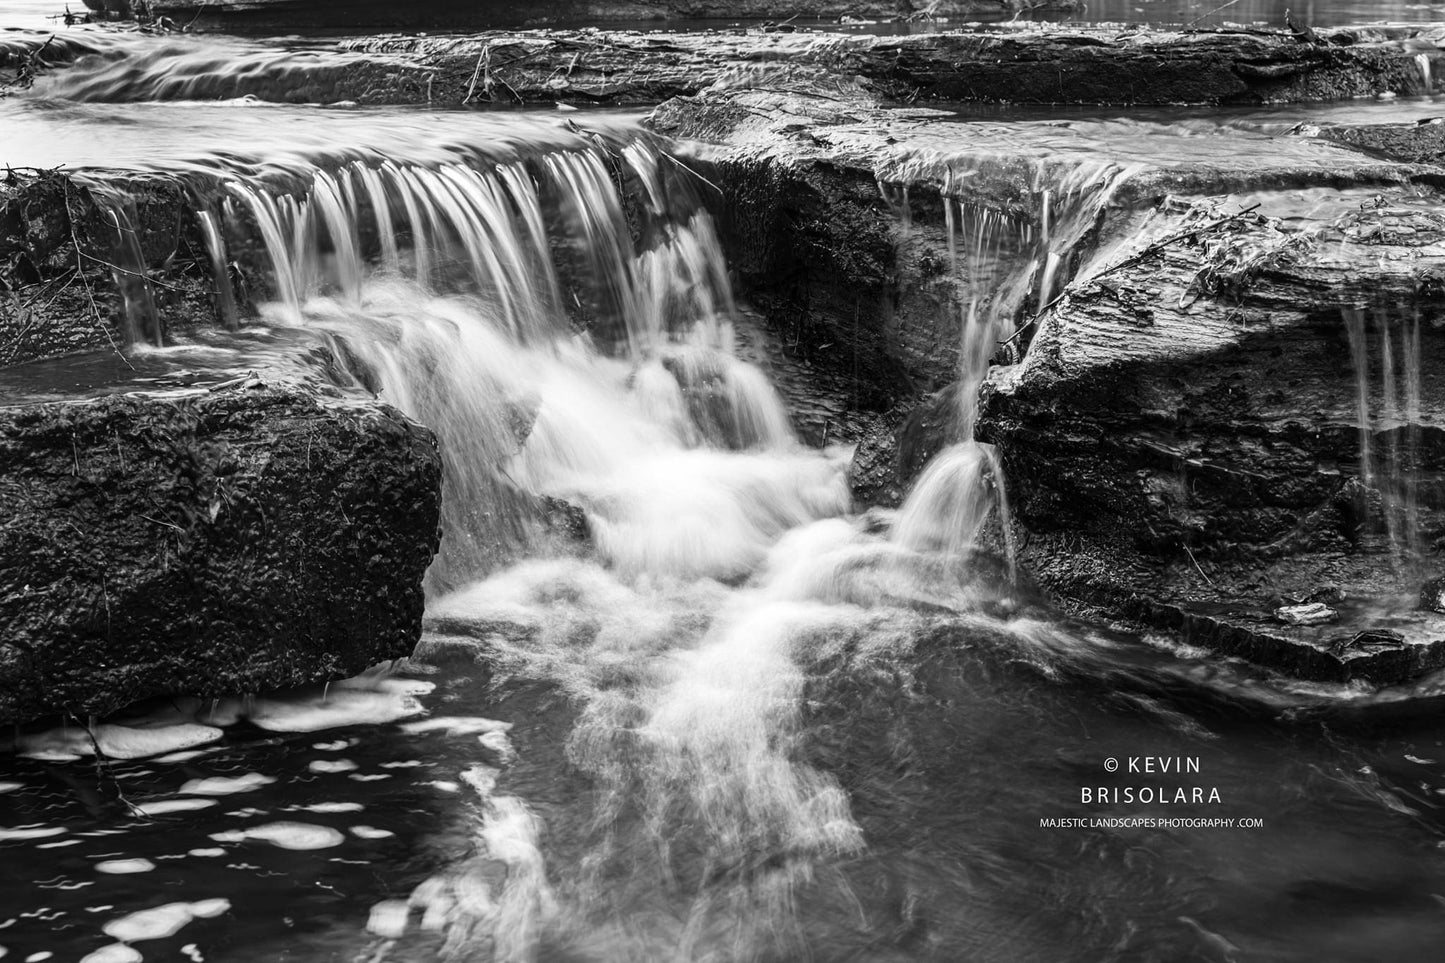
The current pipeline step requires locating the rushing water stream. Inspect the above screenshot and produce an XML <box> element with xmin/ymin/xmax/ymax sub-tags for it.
<box><xmin>6</xmin><ymin>6</ymin><xmax>1445</xmax><ymax>963</ymax></box>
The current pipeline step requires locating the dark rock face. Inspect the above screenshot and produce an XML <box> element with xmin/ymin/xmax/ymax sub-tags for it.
<box><xmin>1</xmin><ymin>169</ymin><xmax>215</xmax><ymax>367</ymax></box>
<box><xmin>0</xmin><ymin>381</ymin><xmax>442</xmax><ymax>724</ymax></box>
<box><xmin>975</xmin><ymin>194</ymin><xmax>1445</xmax><ymax>684</ymax></box>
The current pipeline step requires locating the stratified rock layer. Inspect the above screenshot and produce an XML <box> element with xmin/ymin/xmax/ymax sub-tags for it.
<box><xmin>0</xmin><ymin>381</ymin><xmax>442</xmax><ymax>724</ymax></box>
<box><xmin>976</xmin><ymin>193</ymin><xmax>1445</xmax><ymax>684</ymax></box>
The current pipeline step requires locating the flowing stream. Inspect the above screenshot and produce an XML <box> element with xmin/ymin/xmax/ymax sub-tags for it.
<box><xmin>5</xmin><ymin>8</ymin><xmax>1445</xmax><ymax>963</ymax></box>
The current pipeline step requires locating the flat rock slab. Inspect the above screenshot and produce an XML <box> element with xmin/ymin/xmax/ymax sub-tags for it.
<box><xmin>140</xmin><ymin>1</ymin><xmax>1038</xmax><ymax>32</ymax></box>
<box><xmin>0</xmin><ymin>380</ymin><xmax>441</xmax><ymax>724</ymax></box>
<box><xmin>330</xmin><ymin>24</ymin><xmax>1445</xmax><ymax>107</ymax></box>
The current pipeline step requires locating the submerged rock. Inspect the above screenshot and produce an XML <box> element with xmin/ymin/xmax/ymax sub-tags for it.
<box><xmin>0</xmin><ymin>380</ymin><xmax>441</xmax><ymax>724</ymax></box>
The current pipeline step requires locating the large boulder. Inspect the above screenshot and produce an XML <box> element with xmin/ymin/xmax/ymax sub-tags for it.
<box><xmin>0</xmin><ymin>380</ymin><xmax>442</xmax><ymax>724</ymax></box>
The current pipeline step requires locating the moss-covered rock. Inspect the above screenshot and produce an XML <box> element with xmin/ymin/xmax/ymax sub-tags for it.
<box><xmin>0</xmin><ymin>380</ymin><xmax>442</xmax><ymax>724</ymax></box>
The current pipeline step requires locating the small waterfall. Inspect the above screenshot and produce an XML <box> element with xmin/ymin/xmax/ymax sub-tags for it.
<box><xmin>146</xmin><ymin>119</ymin><xmax>850</xmax><ymax>592</ymax></box>
<box><xmin>1416</xmin><ymin>53</ymin><xmax>1434</xmax><ymax>94</ymax></box>
<box><xmin>195</xmin><ymin>208</ymin><xmax>239</xmax><ymax>330</ymax></box>
<box><xmin>891</xmin><ymin>157</ymin><xmax>1139</xmax><ymax>571</ymax></box>
<box><xmin>1342</xmin><ymin>305</ymin><xmax>1425</xmax><ymax>570</ymax></box>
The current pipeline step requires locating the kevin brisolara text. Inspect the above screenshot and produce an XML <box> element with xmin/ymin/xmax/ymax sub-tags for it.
<box><xmin>1039</xmin><ymin>817</ymin><xmax>1264</xmax><ymax>829</ymax></box>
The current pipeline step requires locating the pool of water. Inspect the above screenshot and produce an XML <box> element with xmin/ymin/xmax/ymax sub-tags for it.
<box><xmin>6</xmin><ymin>581</ymin><xmax>1445</xmax><ymax>962</ymax></box>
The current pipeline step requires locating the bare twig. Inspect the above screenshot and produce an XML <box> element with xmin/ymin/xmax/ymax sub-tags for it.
<box><xmin>1183</xmin><ymin>544</ymin><xmax>1216</xmax><ymax>586</ymax></box>
<box><xmin>1187</xmin><ymin>0</ymin><xmax>1242</xmax><ymax>28</ymax></box>
<box><xmin>61</xmin><ymin>179</ymin><xmax>136</xmax><ymax>370</ymax></box>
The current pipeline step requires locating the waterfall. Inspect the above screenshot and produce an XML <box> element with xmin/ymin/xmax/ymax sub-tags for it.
<box><xmin>1342</xmin><ymin>304</ymin><xmax>1425</xmax><ymax>570</ymax></box>
<box><xmin>891</xmin><ymin>157</ymin><xmax>1140</xmax><ymax>571</ymax></box>
<box><xmin>132</xmin><ymin>119</ymin><xmax>851</xmax><ymax>592</ymax></box>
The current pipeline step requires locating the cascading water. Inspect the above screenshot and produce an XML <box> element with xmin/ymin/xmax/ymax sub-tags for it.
<box><xmin>1342</xmin><ymin>304</ymin><xmax>1426</xmax><ymax>570</ymax></box>
<box><xmin>890</xmin><ymin>157</ymin><xmax>1141</xmax><ymax>570</ymax></box>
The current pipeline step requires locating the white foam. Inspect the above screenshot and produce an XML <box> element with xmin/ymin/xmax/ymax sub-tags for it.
<box><xmin>0</xmin><ymin>782</ymin><xmax>21</xmax><ymax>794</ymax></box>
<box><xmin>134</xmin><ymin>799</ymin><xmax>217</xmax><ymax>816</ymax></box>
<box><xmin>94</xmin><ymin>859</ymin><xmax>155</xmax><ymax>875</ymax></box>
<box><xmin>245</xmin><ymin>678</ymin><xmax>434</xmax><ymax>733</ymax></box>
<box><xmin>307</xmin><ymin>759</ymin><xmax>357</xmax><ymax>774</ymax></box>
<box><xmin>0</xmin><ymin>827</ymin><xmax>64</xmax><ymax>841</ymax></box>
<box><xmin>295</xmin><ymin>802</ymin><xmax>363</xmax><ymax>814</ymax></box>
<box><xmin>102</xmin><ymin>899</ymin><xmax>229</xmax><ymax>943</ymax></box>
<box><xmin>178</xmin><ymin>773</ymin><xmax>275</xmax><ymax>796</ymax></box>
<box><xmin>350</xmin><ymin>826</ymin><xmax>394</xmax><ymax>840</ymax></box>
<box><xmin>401</xmin><ymin>717</ymin><xmax>512</xmax><ymax>736</ymax></box>
<box><xmin>16</xmin><ymin>723</ymin><xmax>223</xmax><ymax>762</ymax></box>
<box><xmin>79</xmin><ymin>946</ymin><xmax>140</xmax><ymax>963</ymax></box>
<box><xmin>209</xmin><ymin>822</ymin><xmax>344</xmax><ymax>850</ymax></box>
<box><xmin>187</xmin><ymin>848</ymin><xmax>226</xmax><ymax>858</ymax></box>
<box><xmin>366</xmin><ymin>899</ymin><xmax>410</xmax><ymax>938</ymax></box>
<box><xmin>150</xmin><ymin>750</ymin><xmax>210</xmax><ymax>764</ymax></box>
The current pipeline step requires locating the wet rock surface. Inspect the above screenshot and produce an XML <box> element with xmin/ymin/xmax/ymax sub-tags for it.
<box><xmin>0</xmin><ymin>380</ymin><xmax>442</xmax><ymax>724</ymax></box>
<box><xmin>136</xmin><ymin>1</ymin><xmax>1045</xmax><ymax>32</ymax></box>
<box><xmin>218</xmin><ymin>24</ymin><xmax>1445</xmax><ymax>108</ymax></box>
<box><xmin>0</xmin><ymin>168</ymin><xmax>215</xmax><ymax>366</ymax></box>
<box><xmin>973</xmin><ymin>192</ymin><xmax>1445</xmax><ymax>683</ymax></box>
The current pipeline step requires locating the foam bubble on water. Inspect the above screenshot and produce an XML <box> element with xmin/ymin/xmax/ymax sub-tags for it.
<box><xmin>244</xmin><ymin>679</ymin><xmax>433</xmax><ymax>733</ymax></box>
<box><xmin>0</xmin><ymin>827</ymin><xmax>64</xmax><ymax>841</ymax></box>
<box><xmin>0</xmin><ymin>782</ymin><xmax>21</xmax><ymax>794</ymax></box>
<box><xmin>17</xmin><ymin>722</ymin><xmax>223</xmax><ymax>762</ymax></box>
<box><xmin>178</xmin><ymin>773</ymin><xmax>275</xmax><ymax>796</ymax></box>
<box><xmin>347</xmin><ymin>774</ymin><xmax>390</xmax><ymax>782</ymax></box>
<box><xmin>311</xmin><ymin>740</ymin><xmax>351</xmax><ymax>751</ymax></box>
<box><xmin>400</xmin><ymin>717</ymin><xmax>512</xmax><ymax>736</ymax></box>
<box><xmin>209</xmin><ymin>822</ymin><xmax>344</xmax><ymax>850</ymax></box>
<box><xmin>102</xmin><ymin>898</ymin><xmax>230</xmax><ymax>943</ymax></box>
<box><xmin>308</xmin><ymin>759</ymin><xmax>357</xmax><ymax>774</ymax></box>
<box><xmin>25</xmin><ymin>951</ymin><xmax>53</xmax><ymax>961</ymax></box>
<box><xmin>79</xmin><ymin>946</ymin><xmax>140</xmax><ymax>963</ymax></box>
<box><xmin>36</xmin><ymin>840</ymin><xmax>80</xmax><ymax>850</ymax></box>
<box><xmin>150</xmin><ymin>750</ymin><xmax>211</xmax><ymax>765</ymax></box>
<box><xmin>295</xmin><ymin>802</ymin><xmax>364</xmax><ymax>814</ymax></box>
<box><xmin>187</xmin><ymin>848</ymin><xmax>226</xmax><ymax>858</ymax></box>
<box><xmin>366</xmin><ymin>899</ymin><xmax>410</xmax><ymax>938</ymax></box>
<box><xmin>133</xmin><ymin>799</ymin><xmax>218</xmax><ymax>816</ymax></box>
<box><xmin>94</xmin><ymin>859</ymin><xmax>155</xmax><ymax>875</ymax></box>
<box><xmin>350</xmin><ymin>826</ymin><xmax>394</xmax><ymax>840</ymax></box>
